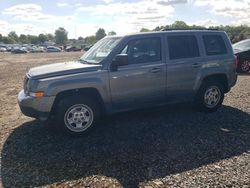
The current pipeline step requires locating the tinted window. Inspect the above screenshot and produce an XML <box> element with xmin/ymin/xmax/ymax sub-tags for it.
<box><xmin>121</xmin><ymin>37</ymin><xmax>161</xmax><ymax>64</ymax></box>
<box><xmin>168</xmin><ymin>35</ymin><xmax>200</xmax><ymax>60</ymax></box>
<box><xmin>203</xmin><ymin>35</ymin><xmax>227</xmax><ymax>55</ymax></box>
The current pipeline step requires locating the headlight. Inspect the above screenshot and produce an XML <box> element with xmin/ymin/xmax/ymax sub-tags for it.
<box><xmin>23</xmin><ymin>75</ymin><xmax>30</xmax><ymax>94</ymax></box>
<box><xmin>24</xmin><ymin>75</ymin><xmax>44</xmax><ymax>97</ymax></box>
<box><xmin>29</xmin><ymin>91</ymin><xmax>45</xmax><ymax>97</ymax></box>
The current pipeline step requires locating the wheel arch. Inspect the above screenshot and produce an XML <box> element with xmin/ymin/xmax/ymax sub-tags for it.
<box><xmin>199</xmin><ymin>74</ymin><xmax>229</xmax><ymax>93</ymax></box>
<box><xmin>50</xmin><ymin>88</ymin><xmax>105</xmax><ymax>115</ymax></box>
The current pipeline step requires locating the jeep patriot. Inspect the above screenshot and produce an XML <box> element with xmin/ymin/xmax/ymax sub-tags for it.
<box><xmin>18</xmin><ymin>30</ymin><xmax>238</xmax><ymax>135</ymax></box>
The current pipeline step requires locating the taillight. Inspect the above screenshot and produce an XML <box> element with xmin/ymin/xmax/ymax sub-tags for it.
<box><xmin>234</xmin><ymin>55</ymin><xmax>238</xmax><ymax>70</ymax></box>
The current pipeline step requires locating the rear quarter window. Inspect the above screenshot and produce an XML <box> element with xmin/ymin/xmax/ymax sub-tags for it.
<box><xmin>203</xmin><ymin>35</ymin><xmax>227</xmax><ymax>56</ymax></box>
<box><xmin>167</xmin><ymin>35</ymin><xmax>200</xmax><ymax>60</ymax></box>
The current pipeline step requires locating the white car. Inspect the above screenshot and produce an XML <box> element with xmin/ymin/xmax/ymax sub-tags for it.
<box><xmin>0</xmin><ymin>47</ymin><xmax>7</xmax><ymax>52</ymax></box>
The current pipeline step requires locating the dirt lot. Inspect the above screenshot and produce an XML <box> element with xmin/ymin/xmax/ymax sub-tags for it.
<box><xmin>0</xmin><ymin>52</ymin><xmax>249</xmax><ymax>188</ymax></box>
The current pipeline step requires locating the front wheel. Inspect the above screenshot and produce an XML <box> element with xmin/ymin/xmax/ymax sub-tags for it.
<box><xmin>55</xmin><ymin>96</ymin><xmax>100</xmax><ymax>136</ymax></box>
<box><xmin>195</xmin><ymin>81</ymin><xmax>224</xmax><ymax>112</ymax></box>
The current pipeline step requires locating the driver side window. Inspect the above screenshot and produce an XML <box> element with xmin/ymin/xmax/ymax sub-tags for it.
<box><xmin>120</xmin><ymin>37</ymin><xmax>161</xmax><ymax>64</ymax></box>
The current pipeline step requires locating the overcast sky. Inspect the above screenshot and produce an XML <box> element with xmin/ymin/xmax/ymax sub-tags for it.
<box><xmin>0</xmin><ymin>0</ymin><xmax>249</xmax><ymax>38</ymax></box>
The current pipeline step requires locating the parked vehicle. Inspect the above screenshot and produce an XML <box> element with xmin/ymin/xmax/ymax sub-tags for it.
<box><xmin>84</xmin><ymin>45</ymin><xmax>93</xmax><ymax>51</ymax></box>
<box><xmin>233</xmin><ymin>39</ymin><xmax>250</xmax><ymax>73</ymax></box>
<box><xmin>12</xmin><ymin>47</ymin><xmax>28</xmax><ymax>54</ymax></box>
<box><xmin>65</xmin><ymin>46</ymin><xmax>82</xmax><ymax>52</ymax></box>
<box><xmin>18</xmin><ymin>30</ymin><xmax>237</xmax><ymax>136</ymax></box>
<box><xmin>0</xmin><ymin>47</ymin><xmax>7</xmax><ymax>52</ymax></box>
<box><xmin>46</xmin><ymin>46</ymin><xmax>61</xmax><ymax>53</ymax></box>
<box><xmin>31</xmin><ymin>46</ymin><xmax>46</xmax><ymax>53</ymax></box>
<box><xmin>6</xmin><ymin>46</ymin><xmax>12</xmax><ymax>52</ymax></box>
<box><xmin>22</xmin><ymin>45</ymin><xmax>33</xmax><ymax>52</ymax></box>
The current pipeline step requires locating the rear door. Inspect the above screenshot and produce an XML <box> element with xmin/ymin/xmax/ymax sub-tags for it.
<box><xmin>166</xmin><ymin>34</ymin><xmax>202</xmax><ymax>101</ymax></box>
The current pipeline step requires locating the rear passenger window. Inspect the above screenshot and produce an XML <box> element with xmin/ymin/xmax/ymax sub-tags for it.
<box><xmin>168</xmin><ymin>35</ymin><xmax>200</xmax><ymax>60</ymax></box>
<box><xmin>203</xmin><ymin>35</ymin><xmax>227</xmax><ymax>56</ymax></box>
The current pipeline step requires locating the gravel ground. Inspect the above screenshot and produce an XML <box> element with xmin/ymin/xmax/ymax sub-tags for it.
<box><xmin>0</xmin><ymin>52</ymin><xmax>249</xmax><ymax>188</ymax></box>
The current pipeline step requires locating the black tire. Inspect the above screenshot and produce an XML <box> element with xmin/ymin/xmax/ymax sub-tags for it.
<box><xmin>195</xmin><ymin>80</ymin><xmax>224</xmax><ymax>112</ymax></box>
<box><xmin>238</xmin><ymin>60</ymin><xmax>250</xmax><ymax>73</ymax></box>
<box><xmin>55</xmin><ymin>96</ymin><xmax>100</xmax><ymax>136</ymax></box>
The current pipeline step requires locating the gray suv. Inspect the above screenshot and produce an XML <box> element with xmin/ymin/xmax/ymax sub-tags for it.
<box><xmin>18</xmin><ymin>30</ymin><xmax>237</xmax><ymax>136</ymax></box>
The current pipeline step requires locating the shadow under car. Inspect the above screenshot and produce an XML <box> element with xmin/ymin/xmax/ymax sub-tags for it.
<box><xmin>1</xmin><ymin>104</ymin><xmax>250</xmax><ymax>187</ymax></box>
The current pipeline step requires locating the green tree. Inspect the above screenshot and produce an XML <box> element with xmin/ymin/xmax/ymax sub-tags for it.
<box><xmin>153</xmin><ymin>26</ymin><xmax>165</xmax><ymax>31</ymax></box>
<box><xmin>78</xmin><ymin>36</ymin><xmax>84</xmax><ymax>40</ymax></box>
<box><xmin>26</xmin><ymin>35</ymin><xmax>39</xmax><ymax>44</ymax></box>
<box><xmin>38</xmin><ymin>33</ymin><xmax>48</xmax><ymax>44</ymax></box>
<box><xmin>3</xmin><ymin>36</ymin><xmax>14</xmax><ymax>44</ymax></box>
<box><xmin>95</xmin><ymin>28</ymin><xmax>106</xmax><ymax>41</ymax></box>
<box><xmin>0</xmin><ymin>34</ymin><xmax>2</xmax><ymax>42</ymax></box>
<box><xmin>8</xmin><ymin>31</ymin><xmax>19</xmax><ymax>43</ymax></box>
<box><xmin>85</xmin><ymin>35</ymin><xmax>96</xmax><ymax>45</ymax></box>
<box><xmin>140</xmin><ymin>28</ymin><xmax>150</xmax><ymax>32</ymax></box>
<box><xmin>19</xmin><ymin>34</ymin><xmax>27</xmax><ymax>44</ymax></box>
<box><xmin>46</xmin><ymin>33</ymin><xmax>54</xmax><ymax>41</ymax></box>
<box><xmin>151</xmin><ymin>21</ymin><xmax>250</xmax><ymax>43</ymax></box>
<box><xmin>55</xmin><ymin>27</ymin><xmax>68</xmax><ymax>44</ymax></box>
<box><xmin>108</xmin><ymin>31</ymin><xmax>117</xmax><ymax>35</ymax></box>
<box><xmin>171</xmin><ymin>21</ymin><xmax>189</xmax><ymax>29</ymax></box>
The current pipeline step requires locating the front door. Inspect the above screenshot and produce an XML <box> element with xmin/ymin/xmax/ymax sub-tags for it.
<box><xmin>109</xmin><ymin>37</ymin><xmax>166</xmax><ymax>109</ymax></box>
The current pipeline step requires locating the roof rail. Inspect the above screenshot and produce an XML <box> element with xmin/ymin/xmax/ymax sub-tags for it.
<box><xmin>161</xmin><ymin>28</ymin><xmax>219</xmax><ymax>31</ymax></box>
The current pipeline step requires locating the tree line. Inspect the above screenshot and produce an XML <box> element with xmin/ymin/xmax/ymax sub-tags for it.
<box><xmin>1</xmin><ymin>21</ymin><xmax>249</xmax><ymax>45</ymax></box>
<box><xmin>0</xmin><ymin>27</ymin><xmax>116</xmax><ymax>46</ymax></box>
<box><xmin>140</xmin><ymin>21</ymin><xmax>250</xmax><ymax>44</ymax></box>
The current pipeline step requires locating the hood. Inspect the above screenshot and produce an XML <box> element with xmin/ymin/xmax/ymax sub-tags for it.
<box><xmin>28</xmin><ymin>61</ymin><xmax>102</xmax><ymax>79</ymax></box>
<box><xmin>233</xmin><ymin>48</ymin><xmax>250</xmax><ymax>55</ymax></box>
<box><xmin>233</xmin><ymin>48</ymin><xmax>243</xmax><ymax>54</ymax></box>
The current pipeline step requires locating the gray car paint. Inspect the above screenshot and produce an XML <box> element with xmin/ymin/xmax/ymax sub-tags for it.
<box><xmin>18</xmin><ymin>30</ymin><xmax>237</xmax><ymax>120</ymax></box>
<box><xmin>28</xmin><ymin>61</ymin><xmax>102</xmax><ymax>79</ymax></box>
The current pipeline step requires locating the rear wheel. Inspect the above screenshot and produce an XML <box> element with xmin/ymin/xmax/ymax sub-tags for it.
<box><xmin>195</xmin><ymin>80</ymin><xmax>224</xmax><ymax>112</ymax></box>
<box><xmin>239</xmin><ymin>60</ymin><xmax>250</xmax><ymax>73</ymax></box>
<box><xmin>55</xmin><ymin>96</ymin><xmax>100</xmax><ymax>136</ymax></box>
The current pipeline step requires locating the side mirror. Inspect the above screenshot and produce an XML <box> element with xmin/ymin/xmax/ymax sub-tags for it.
<box><xmin>110</xmin><ymin>54</ymin><xmax>128</xmax><ymax>71</ymax></box>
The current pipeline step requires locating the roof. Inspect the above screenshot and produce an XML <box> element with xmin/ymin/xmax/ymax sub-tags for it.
<box><xmin>123</xmin><ymin>29</ymin><xmax>224</xmax><ymax>37</ymax></box>
<box><xmin>104</xmin><ymin>29</ymin><xmax>225</xmax><ymax>40</ymax></box>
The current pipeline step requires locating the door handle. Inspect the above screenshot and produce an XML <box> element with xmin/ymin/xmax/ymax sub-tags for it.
<box><xmin>150</xmin><ymin>67</ymin><xmax>162</xmax><ymax>73</ymax></box>
<box><xmin>192</xmin><ymin>63</ymin><xmax>201</xmax><ymax>68</ymax></box>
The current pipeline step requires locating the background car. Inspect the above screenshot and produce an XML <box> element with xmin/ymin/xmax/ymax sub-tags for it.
<box><xmin>46</xmin><ymin>46</ymin><xmax>61</xmax><ymax>53</ymax></box>
<box><xmin>65</xmin><ymin>46</ymin><xmax>82</xmax><ymax>52</ymax></box>
<box><xmin>30</xmin><ymin>46</ymin><xmax>46</xmax><ymax>53</ymax></box>
<box><xmin>233</xmin><ymin>39</ymin><xmax>250</xmax><ymax>73</ymax></box>
<box><xmin>84</xmin><ymin>45</ymin><xmax>93</xmax><ymax>51</ymax></box>
<box><xmin>11</xmin><ymin>47</ymin><xmax>28</xmax><ymax>54</ymax></box>
<box><xmin>0</xmin><ymin>47</ymin><xmax>7</xmax><ymax>52</ymax></box>
<box><xmin>6</xmin><ymin>46</ymin><xmax>12</xmax><ymax>52</ymax></box>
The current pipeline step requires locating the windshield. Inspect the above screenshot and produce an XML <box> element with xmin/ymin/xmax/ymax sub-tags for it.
<box><xmin>233</xmin><ymin>39</ymin><xmax>250</xmax><ymax>51</ymax></box>
<box><xmin>80</xmin><ymin>37</ymin><xmax>121</xmax><ymax>64</ymax></box>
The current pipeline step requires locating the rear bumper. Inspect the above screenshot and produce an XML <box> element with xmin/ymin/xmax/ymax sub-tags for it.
<box><xmin>230</xmin><ymin>73</ymin><xmax>238</xmax><ymax>87</ymax></box>
<box><xmin>18</xmin><ymin>90</ymin><xmax>55</xmax><ymax>120</ymax></box>
<box><xmin>225</xmin><ymin>73</ymin><xmax>237</xmax><ymax>93</ymax></box>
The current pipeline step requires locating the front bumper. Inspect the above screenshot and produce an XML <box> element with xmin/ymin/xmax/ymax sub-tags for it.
<box><xmin>19</xmin><ymin>104</ymin><xmax>49</xmax><ymax>119</ymax></box>
<box><xmin>18</xmin><ymin>90</ymin><xmax>55</xmax><ymax>120</ymax></box>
